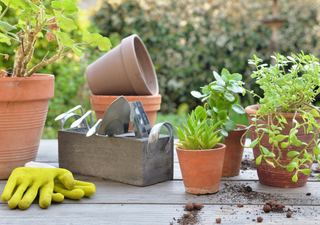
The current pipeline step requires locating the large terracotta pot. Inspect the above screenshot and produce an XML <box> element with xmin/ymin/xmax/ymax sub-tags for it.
<box><xmin>176</xmin><ymin>143</ymin><xmax>226</xmax><ymax>194</ymax></box>
<box><xmin>0</xmin><ymin>74</ymin><xmax>54</xmax><ymax>179</ymax></box>
<box><xmin>90</xmin><ymin>94</ymin><xmax>161</xmax><ymax>130</ymax></box>
<box><xmin>245</xmin><ymin>105</ymin><xmax>319</xmax><ymax>188</ymax></box>
<box><xmin>86</xmin><ymin>34</ymin><xmax>159</xmax><ymax>96</ymax></box>
<box><xmin>222</xmin><ymin>124</ymin><xmax>247</xmax><ymax>177</ymax></box>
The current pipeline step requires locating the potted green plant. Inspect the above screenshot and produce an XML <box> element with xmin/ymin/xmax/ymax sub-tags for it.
<box><xmin>191</xmin><ymin>69</ymin><xmax>248</xmax><ymax>177</ymax></box>
<box><xmin>244</xmin><ymin>51</ymin><xmax>320</xmax><ymax>188</ymax></box>
<box><xmin>0</xmin><ymin>0</ymin><xmax>110</xmax><ymax>179</ymax></box>
<box><xmin>175</xmin><ymin>106</ymin><xmax>226</xmax><ymax>194</ymax></box>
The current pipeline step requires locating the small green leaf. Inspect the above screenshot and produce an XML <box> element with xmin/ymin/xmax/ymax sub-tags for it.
<box><xmin>223</xmin><ymin>120</ymin><xmax>236</xmax><ymax>132</ymax></box>
<box><xmin>0</xmin><ymin>21</ymin><xmax>16</xmax><ymax>31</ymax></box>
<box><xmin>220</xmin><ymin>129</ymin><xmax>228</xmax><ymax>137</ymax></box>
<box><xmin>224</xmin><ymin>92</ymin><xmax>235</xmax><ymax>102</ymax></box>
<box><xmin>190</xmin><ymin>91</ymin><xmax>204</xmax><ymax>98</ymax></box>
<box><xmin>195</xmin><ymin>106</ymin><xmax>206</xmax><ymax>120</ymax></box>
<box><xmin>310</xmin><ymin>109</ymin><xmax>320</xmax><ymax>117</ymax></box>
<box><xmin>300</xmin><ymin>169</ymin><xmax>311</xmax><ymax>176</ymax></box>
<box><xmin>313</xmin><ymin>145</ymin><xmax>320</xmax><ymax>154</ymax></box>
<box><xmin>231</xmin><ymin>104</ymin><xmax>245</xmax><ymax>114</ymax></box>
<box><xmin>210</xmin><ymin>84</ymin><xmax>224</xmax><ymax>92</ymax></box>
<box><xmin>281</xmin><ymin>142</ymin><xmax>289</xmax><ymax>149</ymax></box>
<box><xmin>275</xmin><ymin>134</ymin><xmax>288</xmax><ymax>142</ymax></box>
<box><xmin>52</xmin><ymin>1</ymin><xmax>64</xmax><ymax>9</ymax></box>
<box><xmin>83</xmin><ymin>32</ymin><xmax>111</xmax><ymax>51</ymax></box>
<box><xmin>63</xmin><ymin>0</ymin><xmax>79</xmax><ymax>15</ymax></box>
<box><xmin>286</xmin><ymin>166</ymin><xmax>295</xmax><ymax>172</ymax></box>
<box><xmin>213</xmin><ymin>71</ymin><xmax>225</xmax><ymax>86</ymax></box>
<box><xmin>287</xmin><ymin>151</ymin><xmax>299</xmax><ymax>158</ymax></box>
<box><xmin>261</xmin><ymin>146</ymin><xmax>270</xmax><ymax>155</ymax></box>
<box><xmin>54</xmin><ymin>10</ymin><xmax>77</xmax><ymax>30</ymax></box>
<box><xmin>0</xmin><ymin>33</ymin><xmax>11</xmax><ymax>45</ymax></box>
<box><xmin>249</xmin><ymin>139</ymin><xmax>258</xmax><ymax>148</ymax></box>
<box><xmin>231</xmin><ymin>73</ymin><xmax>242</xmax><ymax>81</ymax></box>
<box><xmin>256</xmin><ymin>155</ymin><xmax>262</xmax><ymax>165</ymax></box>
<box><xmin>292</xmin><ymin>173</ymin><xmax>298</xmax><ymax>182</ymax></box>
<box><xmin>55</xmin><ymin>32</ymin><xmax>82</xmax><ymax>57</ymax></box>
<box><xmin>218</xmin><ymin>110</ymin><xmax>227</xmax><ymax>120</ymax></box>
<box><xmin>0</xmin><ymin>0</ymin><xmax>29</xmax><ymax>8</ymax></box>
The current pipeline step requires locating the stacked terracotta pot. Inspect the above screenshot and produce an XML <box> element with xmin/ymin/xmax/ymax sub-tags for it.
<box><xmin>86</xmin><ymin>34</ymin><xmax>161</xmax><ymax>129</ymax></box>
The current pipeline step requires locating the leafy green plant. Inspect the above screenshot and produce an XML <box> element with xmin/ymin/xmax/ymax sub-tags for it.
<box><xmin>245</xmin><ymin>51</ymin><xmax>320</xmax><ymax>182</ymax></box>
<box><xmin>175</xmin><ymin>106</ymin><xmax>222</xmax><ymax>150</ymax></box>
<box><xmin>191</xmin><ymin>69</ymin><xmax>246</xmax><ymax>140</ymax></box>
<box><xmin>0</xmin><ymin>0</ymin><xmax>110</xmax><ymax>78</ymax></box>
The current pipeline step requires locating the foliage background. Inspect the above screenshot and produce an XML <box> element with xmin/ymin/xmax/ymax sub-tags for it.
<box><xmin>1</xmin><ymin>0</ymin><xmax>320</xmax><ymax>138</ymax></box>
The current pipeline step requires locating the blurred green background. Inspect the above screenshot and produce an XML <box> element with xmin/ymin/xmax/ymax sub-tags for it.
<box><xmin>1</xmin><ymin>0</ymin><xmax>320</xmax><ymax>138</ymax></box>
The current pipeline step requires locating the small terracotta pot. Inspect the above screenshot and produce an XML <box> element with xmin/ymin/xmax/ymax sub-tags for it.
<box><xmin>245</xmin><ymin>105</ymin><xmax>320</xmax><ymax>188</ymax></box>
<box><xmin>90</xmin><ymin>94</ymin><xmax>161</xmax><ymax>130</ymax></box>
<box><xmin>86</xmin><ymin>34</ymin><xmax>159</xmax><ymax>96</ymax></box>
<box><xmin>176</xmin><ymin>143</ymin><xmax>226</xmax><ymax>194</ymax></box>
<box><xmin>222</xmin><ymin>124</ymin><xmax>247</xmax><ymax>177</ymax></box>
<box><xmin>0</xmin><ymin>74</ymin><xmax>54</xmax><ymax>179</ymax></box>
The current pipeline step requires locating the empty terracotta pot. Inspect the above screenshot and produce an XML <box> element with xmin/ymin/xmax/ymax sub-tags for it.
<box><xmin>90</xmin><ymin>94</ymin><xmax>161</xmax><ymax>130</ymax></box>
<box><xmin>222</xmin><ymin>124</ymin><xmax>247</xmax><ymax>177</ymax></box>
<box><xmin>86</xmin><ymin>34</ymin><xmax>159</xmax><ymax>96</ymax></box>
<box><xmin>176</xmin><ymin>143</ymin><xmax>226</xmax><ymax>194</ymax></box>
<box><xmin>245</xmin><ymin>105</ymin><xmax>319</xmax><ymax>188</ymax></box>
<box><xmin>0</xmin><ymin>74</ymin><xmax>54</xmax><ymax>179</ymax></box>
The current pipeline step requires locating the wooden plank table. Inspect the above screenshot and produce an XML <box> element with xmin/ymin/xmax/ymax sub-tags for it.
<box><xmin>1</xmin><ymin>139</ymin><xmax>320</xmax><ymax>224</ymax></box>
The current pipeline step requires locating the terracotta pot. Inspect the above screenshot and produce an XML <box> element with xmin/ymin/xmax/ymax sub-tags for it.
<box><xmin>222</xmin><ymin>124</ymin><xmax>247</xmax><ymax>177</ymax></box>
<box><xmin>90</xmin><ymin>94</ymin><xmax>161</xmax><ymax>130</ymax></box>
<box><xmin>86</xmin><ymin>34</ymin><xmax>159</xmax><ymax>96</ymax></box>
<box><xmin>176</xmin><ymin>143</ymin><xmax>226</xmax><ymax>194</ymax></box>
<box><xmin>0</xmin><ymin>74</ymin><xmax>54</xmax><ymax>179</ymax></box>
<box><xmin>245</xmin><ymin>105</ymin><xmax>320</xmax><ymax>188</ymax></box>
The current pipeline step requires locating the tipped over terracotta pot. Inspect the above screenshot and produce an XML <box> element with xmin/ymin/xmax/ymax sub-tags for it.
<box><xmin>86</xmin><ymin>34</ymin><xmax>159</xmax><ymax>96</ymax></box>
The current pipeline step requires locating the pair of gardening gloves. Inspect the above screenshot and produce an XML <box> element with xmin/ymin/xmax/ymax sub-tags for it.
<box><xmin>1</xmin><ymin>163</ymin><xmax>95</xmax><ymax>209</ymax></box>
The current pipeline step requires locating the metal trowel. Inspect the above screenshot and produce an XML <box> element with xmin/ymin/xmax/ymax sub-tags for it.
<box><xmin>97</xmin><ymin>96</ymin><xmax>131</xmax><ymax>136</ymax></box>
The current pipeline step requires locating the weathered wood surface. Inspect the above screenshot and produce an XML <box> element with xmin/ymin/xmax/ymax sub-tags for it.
<box><xmin>0</xmin><ymin>204</ymin><xmax>319</xmax><ymax>224</ymax></box>
<box><xmin>0</xmin><ymin>139</ymin><xmax>319</xmax><ymax>225</ymax></box>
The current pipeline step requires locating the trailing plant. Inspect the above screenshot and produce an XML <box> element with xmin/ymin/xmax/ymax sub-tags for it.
<box><xmin>191</xmin><ymin>69</ymin><xmax>246</xmax><ymax>140</ymax></box>
<box><xmin>244</xmin><ymin>51</ymin><xmax>320</xmax><ymax>182</ymax></box>
<box><xmin>0</xmin><ymin>0</ymin><xmax>110</xmax><ymax>78</ymax></box>
<box><xmin>175</xmin><ymin>106</ymin><xmax>222</xmax><ymax>150</ymax></box>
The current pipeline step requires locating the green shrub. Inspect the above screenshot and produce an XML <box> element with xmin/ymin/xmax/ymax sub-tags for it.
<box><xmin>92</xmin><ymin>0</ymin><xmax>320</xmax><ymax>113</ymax></box>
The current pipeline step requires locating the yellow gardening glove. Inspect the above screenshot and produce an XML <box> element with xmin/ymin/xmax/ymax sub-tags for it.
<box><xmin>1</xmin><ymin>167</ymin><xmax>75</xmax><ymax>209</ymax></box>
<box><xmin>53</xmin><ymin>180</ymin><xmax>96</xmax><ymax>199</ymax></box>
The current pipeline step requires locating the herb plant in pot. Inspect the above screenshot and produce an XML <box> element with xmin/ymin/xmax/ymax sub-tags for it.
<box><xmin>191</xmin><ymin>69</ymin><xmax>247</xmax><ymax>177</ymax></box>
<box><xmin>175</xmin><ymin>106</ymin><xmax>225</xmax><ymax>194</ymax></box>
<box><xmin>0</xmin><ymin>0</ymin><xmax>110</xmax><ymax>179</ymax></box>
<box><xmin>244</xmin><ymin>52</ymin><xmax>320</xmax><ymax>188</ymax></box>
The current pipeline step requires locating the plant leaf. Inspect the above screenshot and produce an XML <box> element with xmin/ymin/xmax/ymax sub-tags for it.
<box><xmin>300</xmin><ymin>169</ymin><xmax>311</xmax><ymax>176</ymax></box>
<box><xmin>231</xmin><ymin>73</ymin><xmax>242</xmax><ymax>81</ymax></box>
<box><xmin>83</xmin><ymin>32</ymin><xmax>111</xmax><ymax>51</ymax></box>
<box><xmin>52</xmin><ymin>1</ymin><xmax>64</xmax><ymax>9</ymax></box>
<box><xmin>256</xmin><ymin>155</ymin><xmax>262</xmax><ymax>165</ymax></box>
<box><xmin>224</xmin><ymin>92</ymin><xmax>235</xmax><ymax>102</ymax></box>
<box><xmin>55</xmin><ymin>32</ymin><xmax>82</xmax><ymax>57</ymax></box>
<box><xmin>231</xmin><ymin>104</ymin><xmax>245</xmax><ymax>114</ymax></box>
<box><xmin>190</xmin><ymin>91</ymin><xmax>204</xmax><ymax>98</ymax></box>
<box><xmin>54</xmin><ymin>10</ymin><xmax>77</xmax><ymax>30</ymax></box>
<box><xmin>63</xmin><ymin>0</ymin><xmax>79</xmax><ymax>15</ymax></box>
<box><xmin>292</xmin><ymin>173</ymin><xmax>298</xmax><ymax>182</ymax></box>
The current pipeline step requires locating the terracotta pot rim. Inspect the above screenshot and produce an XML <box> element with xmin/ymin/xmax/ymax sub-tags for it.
<box><xmin>0</xmin><ymin>74</ymin><xmax>54</xmax><ymax>81</ymax></box>
<box><xmin>244</xmin><ymin>104</ymin><xmax>313</xmax><ymax>119</ymax></box>
<box><xmin>176</xmin><ymin>143</ymin><xmax>226</xmax><ymax>152</ymax></box>
<box><xmin>234</xmin><ymin>124</ymin><xmax>247</xmax><ymax>131</ymax></box>
<box><xmin>91</xmin><ymin>94</ymin><xmax>161</xmax><ymax>98</ymax></box>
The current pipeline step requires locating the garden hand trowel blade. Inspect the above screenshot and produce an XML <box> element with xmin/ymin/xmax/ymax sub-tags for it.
<box><xmin>97</xmin><ymin>96</ymin><xmax>130</xmax><ymax>136</ymax></box>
